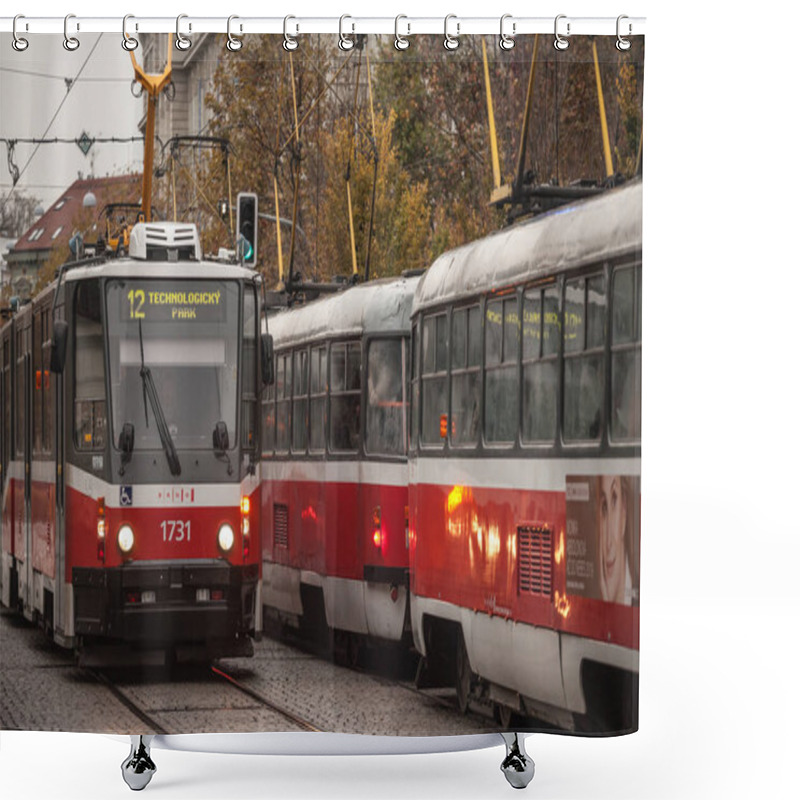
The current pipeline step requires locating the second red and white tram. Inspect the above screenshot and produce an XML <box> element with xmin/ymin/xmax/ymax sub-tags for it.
<box><xmin>1</xmin><ymin>221</ymin><xmax>272</xmax><ymax>665</ymax></box>
<box><xmin>408</xmin><ymin>181</ymin><xmax>642</xmax><ymax>732</ymax></box>
<box><xmin>260</xmin><ymin>275</ymin><xmax>418</xmax><ymax>663</ymax></box>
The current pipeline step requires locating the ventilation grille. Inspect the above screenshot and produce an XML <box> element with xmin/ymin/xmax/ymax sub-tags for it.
<box><xmin>274</xmin><ymin>504</ymin><xmax>289</xmax><ymax>549</ymax></box>
<box><xmin>518</xmin><ymin>526</ymin><xmax>552</xmax><ymax>596</ymax></box>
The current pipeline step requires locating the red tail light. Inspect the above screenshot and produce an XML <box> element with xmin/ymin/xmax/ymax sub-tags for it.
<box><xmin>372</xmin><ymin>506</ymin><xmax>382</xmax><ymax>548</ymax></box>
<box><xmin>97</xmin><ymin>497</ymin><xmax>105</xmax><ymax>562</ymax></box>
<box><xmin>241</xmin><ymin>495</ymin><xmax>251</xmax><ymax>559</ymax></box>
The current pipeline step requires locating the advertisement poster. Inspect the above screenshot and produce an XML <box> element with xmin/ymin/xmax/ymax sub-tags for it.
<box><xmin>566</xmin><ymin>475</ymin><xmax>640</xmax><ymax>606</ymax></box>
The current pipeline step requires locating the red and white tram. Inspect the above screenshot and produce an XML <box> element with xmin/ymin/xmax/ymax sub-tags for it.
<box><xmin>408</xmin><ymin>181</ymin><xmax>642</xmax><ymax>732</ymax></box>
<box><xmin>0</xmin><ymin>222</ymin><xmax>272</xmax><ymax>665</ymax></box>
<box><xmin>260</xmin><ymin>275</ymin><xmax>418</xmax><ymax>664</ymax></box>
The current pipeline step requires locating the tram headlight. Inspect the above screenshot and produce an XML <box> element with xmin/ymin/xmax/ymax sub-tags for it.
<box><xmin>117</xmin><ymin>524</ymin><xmax>135</xmax><ymax>554</ymax></box>
<box><xmin>218</xmin><ymin>523</ymin><xmax>235</xmax><ymax>552</ymax></box>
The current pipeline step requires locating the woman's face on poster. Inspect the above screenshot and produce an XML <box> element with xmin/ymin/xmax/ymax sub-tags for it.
<box><xmin>598</xmin><ymin>475</ymin><xmax>627</xmax><ymax>603</ymax></box>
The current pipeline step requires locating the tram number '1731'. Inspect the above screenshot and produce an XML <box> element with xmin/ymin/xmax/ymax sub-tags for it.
<box><xmin>161</xmin><ymin>520</ymin><xmax>191</xmax><ymax>542</ymax></box>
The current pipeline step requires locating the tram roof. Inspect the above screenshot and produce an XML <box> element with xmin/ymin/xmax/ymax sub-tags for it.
<box><xmin>266</xmin><ymin>274</ymin><xmax>420</xmax><ymax>345</ymax></box>
<box><xmin>413</xmin><ymin>180</ymin><xmax>642</xmax><ymax>314</ymax></box>
<box><xmin>62</xmin><ymin>259</ymin><xmax>260</xmax><ymax>284</ymax></box>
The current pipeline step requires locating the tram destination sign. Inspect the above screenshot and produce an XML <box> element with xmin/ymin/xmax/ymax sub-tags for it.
<box><xmin>120</xmin><ymin>281</ymin><xmax>228</xmax><ymax>323</ymax></box>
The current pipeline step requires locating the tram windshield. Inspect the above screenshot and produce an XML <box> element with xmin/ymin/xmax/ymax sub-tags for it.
<box><xmin>106</xmin><ymin>279</ymin><xmax>240</xmax><ymax>452</ymax></box>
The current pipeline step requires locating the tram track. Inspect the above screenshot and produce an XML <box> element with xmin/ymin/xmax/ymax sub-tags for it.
<box><xmin>210</xmin><ymin>665</ymin><xmax>321</xmax><ymax>732</ymax></box>
<box><xmin>85</xmin><ymin>668</ymin><xmax>169</xmax><ymax>735</ymax></box>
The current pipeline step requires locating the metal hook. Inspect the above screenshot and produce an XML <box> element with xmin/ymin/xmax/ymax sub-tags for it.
<box><xmin>63</xmin><ymin>14</ymin><xmax>80</xmax><ymax>51</ymax></box>
<box><xmin>12</xmin><ymin>15</ymin><xmax>29</xmax><ymax>52</ymax></box>
<box><xmin>227</xmin><ymin>15</ymin><xmax>243</xmax><ymax>52</ymax></box>
<box><xmin>443</xmin><ymin>14</ymin><xmax>460</xmax><ymax>51</ymax></box>
<box><xmin>122</xmin><ymin>14</ymin><xmax>138</xmax><ymax>51</ymax></box>
<box><xmin>554</xmin><ymin>14</ymin><xmax>570</xmax><ymax>51</ymax></box>
<box><xmin>394</xmin><ymin>15</ymin><xmax>410</xmax><ymax>51</ymax></box>
<box><xmin>616</xmin><ymin>15</ymin><xmax>632</xmax><ymax>51</ymax></box>
<box><xmin>175</xmin><ymin>14</ymin><xmax>192</xmax><ymax>51</ymax></box>
<box><xmin>339</xmin><ymin>15</ymin><xmax>354</xmax><ymax>51</ymax></box>
<box><xmin>499</xmin><ymin>14</ymin><xmax>515</xmax><ymax>51</ymax></box>
<box><xmin>283</xmin><ymin>16</ymin><xmax>298</xmax><ymax>51</ymax></box>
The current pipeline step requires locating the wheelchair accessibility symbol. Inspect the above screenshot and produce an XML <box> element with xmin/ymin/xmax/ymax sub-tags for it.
<box><xmin>120</xmin><ymin>486</ymin><xmax>133</xmax><ymax>507</ymax></box>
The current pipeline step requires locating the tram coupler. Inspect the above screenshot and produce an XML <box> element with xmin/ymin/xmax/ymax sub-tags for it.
<box><xmin>121</xmin><ymin>735</ymin><xmax>156</xmax><ymax>791</ymax></box>
<box><xmin>500</xmin><ymin>732</ymin><xmax>535</xmax><ymax>789</ymax></box>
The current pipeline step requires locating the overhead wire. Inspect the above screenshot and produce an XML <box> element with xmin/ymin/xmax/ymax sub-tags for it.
<box><xmin>1</xmin><ymin>32</ymin><xmax>105</xmax><ymax>213</ymax></box>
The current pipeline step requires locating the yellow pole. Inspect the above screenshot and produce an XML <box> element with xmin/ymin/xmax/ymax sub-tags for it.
<box><xmin>592</xmin><ymin>40</ymin><xmax>614</xmax><ymax>178</ymax></box>
<box><xmin>274</xmin><ymin>174</ymin><xmax>284</xmax><ymax>284</ymax></box>
<box><xmin>514</xmin><ymin>35</ymin><xmax>538</xmax><ymax>194</ymax></box>
<box><xmin>346</xmin><ymin>181</ymin><xmax>358</xmax><ymax>276</ymax></box>
<box><xmin>481</xmin><ymin>38</ymin><xmax>501</xmax><ymax>190</ymax></box>
<box><xmin>129</xmin><ymin>41</ymin><xmax>173</xmax><ymax>221</ymax></box>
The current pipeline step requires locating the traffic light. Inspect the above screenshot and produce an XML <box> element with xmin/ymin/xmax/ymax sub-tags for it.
<box><xmin>236</xmin><ymin>192</ymin><xmax>258</xmax><ymax>266</ymax></box>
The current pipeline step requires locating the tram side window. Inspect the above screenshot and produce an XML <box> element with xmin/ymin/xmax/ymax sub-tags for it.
<box><xmin>261</xmin><ymin>369</ymin><xmax>276</xmax><ymax>455</ymax></box>
<box><xmin>366</xmin><ymin>338</ymin><xmax>407</xmax><ymax>456</ymax></box>
<box><xmin>522</xmin><ymin>285</ymin><xmax>559</xmax><ymax>443</ymax></box>
<box><xmin>33</xmin><ymin>310</ymin><xmax>43</xmax><ymax>455</ymax></box>
<box><xmin>42</xmin><ymin>312</ymin><xmax>53</xmax><ymax>455</ymax></box>
<box><xmin>409</xmin><ymin>322</ymin><xmax>419</xmax><ymax>450</ymax></box>
<box><xmin>329</xmin><ymin>340</ymin><xmax>361</xmax><ymax>452</ymax></box>
<box><xmin>421</xmin><ymin>313</ymin><xmax>448</xmax><ymax>446</ymax></box>
<box><xmin>610</xmin><ymin>264</ymin><xmax>642</xmax><ymax>442</ymax></box>
<box><xmin>292</xmin><ymin>347</ymin><xmax>309</xmax><ymax>453</ymax></box>
<box><xmin>308</xmin><ymin>345</ymin><xmax>327</xmax><ymax>453</ymax></box>
<box><xmin>74</xmin><ymin>281</ymin><xmax>107</xmax><ymax>451</ymax></box>
<box><xmin>563</xmin><ymin>274</ymin><xmax>606</xmax><ymax>442</ymax></box>
<box><xmin>275</xmin><ymin>352</ymin><xmax>292</xmax><ymax>453</ymax></box>
<box><xmin>484</xmin><ymin>296</ymin><xmax>519</xmax><ymax>444</ymax></box>
<box><xmin>450</xmin><ymin>305</ymin><xmax>481</xmax><ymax>447</ymax></box>
<box><xmin>15</xmin><ymin>328</ymin><xmax>26</xmax><ymax>458</ymax></box>
<box><xmin>241</xmin><ymin>289</ymin><xmax>257</xmax><ymax>452</ymax></box>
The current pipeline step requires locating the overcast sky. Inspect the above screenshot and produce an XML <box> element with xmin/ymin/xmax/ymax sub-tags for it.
<box><xmin>0</xmin><ymin>32</ymin><xmax>143</xmax><ymax>211</ymax></box>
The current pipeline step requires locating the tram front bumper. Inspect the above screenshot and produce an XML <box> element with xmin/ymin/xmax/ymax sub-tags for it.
<box><xmin>72</xmin><ymin>561</ymin><xmax>258</xmax><ymax>646</ymax></box>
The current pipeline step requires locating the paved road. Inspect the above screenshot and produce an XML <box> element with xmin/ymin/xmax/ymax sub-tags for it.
<box><xmin>1</xmin><ymin>610</ymin><xmax>500</xmax><ymax>735</ymax></box>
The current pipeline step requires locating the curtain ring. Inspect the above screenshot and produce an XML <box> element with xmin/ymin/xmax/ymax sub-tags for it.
<box><xmin>339</xmin><ymin>15</ymin><xmax>354</xmax><ymax>51</ymax></box>
<box><xmin>394</xmin><ymin>15</ymin><xmax>410</xmax><ymax>51</ymax></box>
<box><xmin>283</xmin><ymin>16</ymin><xmax>298</xmax><ymax>51</ymax></box>
<box><xmin>616</xmin><ymin>15</ymin><xmax>632</xmax><ymax>51</ymax></box>
<box><xmin>227</xmin><ymin>15</ymin><xmax>243</xmax><ymax>51</ymax></box>
<box><xmin>12</xmin><ymin>15</ymin><xmax>29</xmax><ymax>52</ymax></box>
<box><xmin>122</xmin><ymin>15</ymin><xmax>138</xmax><ymax>51</ymax></box>
<box><xmin>554</xmin><ymin>14</ymin><xmax>570</xmax><ymax>51</ymax></box>
<box><xmin>443</xmin><ymin>14</ymin><xmax>459</xmax><ymax>51</ymax></box>
<box><xmin>499</xmin><ymin>14</ymin><xmax>515</xmax><ymax>50</ymax></box>
<box><xmin>175</xmin><ymin>14</ymin><xmax>192</xmax><ymax>51</ymax></box>
<box><xmin>63</xmin><ymin>14</ymin><xmax>80</xmax><ymax>51</ymax></box>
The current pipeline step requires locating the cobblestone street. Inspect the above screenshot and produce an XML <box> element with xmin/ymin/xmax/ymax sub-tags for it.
<box><xmin>1</xmin><ymin>610</ymin><xmax>500</xmax><ymax>736</ymax></box>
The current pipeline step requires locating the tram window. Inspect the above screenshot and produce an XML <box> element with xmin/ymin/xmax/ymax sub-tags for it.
<box><xmin>292</xmin><ymin>348</ymin><xmax>309</xmax><ymax>453</ymax></box>
<box><xmin>74</xmin><ymin>282</ymin><xmax>107</xmax><ymax>451</ymax></box>
<box><xmin>242</xmin><ymin>289</ymin><xmax>257</xmax><ymax>451</ymax></box>
<box><xmin>366</xmin><ymin>338</ymin><xmax>407</xmax><ymax>456</ymax></box>
<box><xmin>485</xmin><ymin>296</ymin><xmax>519</xmax><ymax>444</ymax></box>
<box><xmin>522</xmin><ymin>287</ymin><xmax>559</xmax><ymax>443</ymax></box>
<box><xmin>308</xmin><ymin>345</ymin><xmax>327</xmax><ymax>453</ymax></box>
<box><xmin>15</xmin><ymin>329</ymin><xmax>25</xmax><ymax>458</ymax></box>
<box><xmin>33</xmin><ymin>311</ymin><xmax>43</xmax><ymax>455</ymax></box>
<box><xmin>330</xmin><ymin>341</ymin><xmax>361</xmax><ymax>452</ymax></box>
<box><xmin>421</xmin><ymin>312</ymin><xmax>447</xmax><ymax>447</ymax></box>
<box><xmin>275</xmin><ymin>353</ymin><xmax>291</xmax><ymax>453</ymax></box>
<box><xmin>563</xmin><ymin>274</ymin><xmax>606</xmax><ymax>442</ymax></box>
<box><xmin>262</xmin><ymin>391</ymin><xmax>276</xmax><ymax>455</ymax></box>
<box><xmin>610</xmin><ymin>265</ymin><xmax>642</xmax><ymax>442</ymax></box>
<box><xmin>42</xmin><ymin>313</ymin><xmax>53</xmax><ymax>455</ymax></box>
<box><xmin>450</xmin><ymin>306</ymin><xmax>481</xmax><ymax>447</ymax></box>
<box><xmin>409</xmin><ymin>322</ymin><xmax>419</xmax><ymax>450</ymax></box>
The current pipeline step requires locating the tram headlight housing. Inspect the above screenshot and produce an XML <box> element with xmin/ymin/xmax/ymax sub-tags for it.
<box><xmin>117</xmin><ymin>524</ymin><xmax>135</xmax><ymax>554</ymax></box>
<box><xmin>218</xmin><ymin>523</ymin><xmax>235</xmax><ymax>552</ymax></box>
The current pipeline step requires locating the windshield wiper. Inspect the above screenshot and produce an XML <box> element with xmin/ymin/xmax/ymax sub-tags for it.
<box><xmin>138</xmin><ymin>320</ymin><xmax>181</xmax><ymax>476</ymax></box>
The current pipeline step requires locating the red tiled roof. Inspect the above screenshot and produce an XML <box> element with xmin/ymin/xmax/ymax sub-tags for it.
<box><xmin>13</xmin><ymin>174</ymin><xmax>142</xmax><ymax>254</ymax></box>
